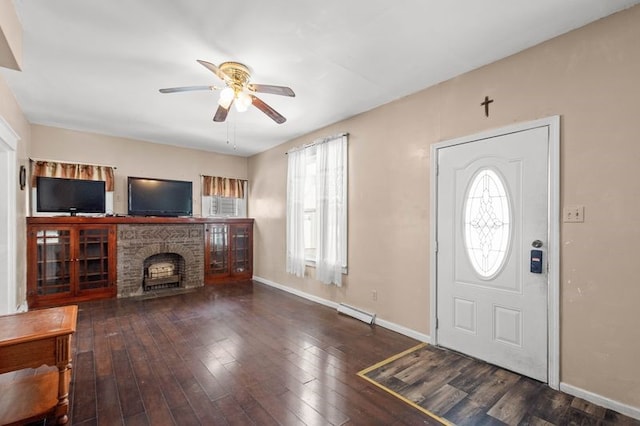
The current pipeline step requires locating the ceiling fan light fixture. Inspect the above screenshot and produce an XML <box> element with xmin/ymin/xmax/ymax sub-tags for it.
<box><xmin>235</xmin><ymin>91</ymin><xmax>252</xmax><ymax>112</ymax></box>
<box><xmin>218</xmin><ymin>87</ymin><xmax>234</xmax><ymax>108</ymax></box>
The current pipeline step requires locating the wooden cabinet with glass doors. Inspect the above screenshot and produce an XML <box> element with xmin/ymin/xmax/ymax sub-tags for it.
<box><xmin>27</xmin><ymin>223</ymin><xmax>116</xmax><ymax>308</ymax></box>
<box><xmin>204</xmin><ymin>219</ymin><xmax>253</xmax><ymax>283</ymax></box>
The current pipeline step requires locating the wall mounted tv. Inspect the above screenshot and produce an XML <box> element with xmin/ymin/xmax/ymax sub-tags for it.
<box><xmin>128</xmin><ymin>176</ymin><xmax>193</xmax><ymax>217</ymax></box>
<box><xmin>36</xmin><ymin>176</ymin><xmax>106</xmax><ymax>216</ymax></box>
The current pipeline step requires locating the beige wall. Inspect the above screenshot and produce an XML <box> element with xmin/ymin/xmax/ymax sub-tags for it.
<box><xmin>29</xmin><ymin>125</ymin><xmax>248</xmax><ymax>215</ymax></box>
<box><xmin>249</xmin><ymin>93</ymin><xmax>438</xmax><ymax>330</ymax></box>
<box><xmin>249</xmin><ymin>5</ymin><xmax>640</xmax><ymax>408</ymax></box>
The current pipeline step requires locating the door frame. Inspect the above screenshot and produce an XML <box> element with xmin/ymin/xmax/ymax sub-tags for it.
<box><xmin>430</xmin><ymin>116</ymin><xmax>560</xmax><ymax>389</ymax></box>
<box><xmin>0</xmin><ymin>115</ymin><xmax>19</xmax><ymax>315</ymax></box>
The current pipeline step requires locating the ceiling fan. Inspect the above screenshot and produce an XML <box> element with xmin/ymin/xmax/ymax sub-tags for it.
<box><xmin>159</xmin><ymin>60</ymin><xmax>295</xmax><ymax>124</ymax></box>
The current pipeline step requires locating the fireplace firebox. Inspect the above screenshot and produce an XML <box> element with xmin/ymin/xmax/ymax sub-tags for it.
<box><xmin>143</xmin><ymin>253</ymin><xmax>184</xmax><ymax>291</ymax></box>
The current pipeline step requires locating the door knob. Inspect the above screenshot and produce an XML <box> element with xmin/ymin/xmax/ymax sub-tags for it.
<box><xmin>531</xmin><ymin>240</ymin><xmax>543</xmax><ymax>248</ymax></box>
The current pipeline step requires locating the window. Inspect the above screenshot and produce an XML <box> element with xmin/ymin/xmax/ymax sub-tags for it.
<box><xmin>201</xmin><ymin>176</ymin><xmax>247</xmax><ymax>218</ymax></box>
<box><xmin>286</xmin><ymin>134</ymin><xmax>348</xmax><ymax>286</ymax></box>
<box><xmin>464</xmin><ymin>168</ymin><xmax>511</xmax><ymax>278</ymax></box>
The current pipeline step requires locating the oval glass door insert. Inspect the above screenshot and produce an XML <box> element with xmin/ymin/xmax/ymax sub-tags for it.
<box><xmin>464</xmin><ymin>168</ymin><xmax>511</xmax><ymax>278</ymax></box>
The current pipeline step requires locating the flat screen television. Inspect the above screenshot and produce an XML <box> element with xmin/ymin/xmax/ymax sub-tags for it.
<box><xmin>128</xmin><ymin>176</ymin><xmax>193</xmax><ymax>217</ymax></box>
<box><xmin>36</xmin><ymin>176</ymin><xmax>106</xmax><ymax>216</ymax></box>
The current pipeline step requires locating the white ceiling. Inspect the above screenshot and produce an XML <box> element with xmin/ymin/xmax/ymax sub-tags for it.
<box><xmin>2</xmin><ymin>0</ymin><xmax>639</xmax><ymax>157</ymax></box>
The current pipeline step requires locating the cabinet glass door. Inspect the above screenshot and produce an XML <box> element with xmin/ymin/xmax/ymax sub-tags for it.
<box><xmin>208</xmin><ymin>224</ymin><xmax>229</xmax><ymax>276</ymax></box>
<box><xmin>77</xmin><ymin>227</ymin><xmax>111</xmax><ymax>292</ymax></box>
<box><xmin>35</xmin><ymin>229</ymin><xmax>73</xmax><ymax>296</ymax></box>
<box><xmin>231</xmin><ymin>225</ymin><xmax>251</xmax><ymax>274</ymax></box>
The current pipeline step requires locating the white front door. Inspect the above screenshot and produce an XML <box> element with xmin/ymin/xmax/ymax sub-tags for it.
<box><xmin>435</xmin><ymin>124</ymin><xmax>550</xmax><ymax>382</ymax></box>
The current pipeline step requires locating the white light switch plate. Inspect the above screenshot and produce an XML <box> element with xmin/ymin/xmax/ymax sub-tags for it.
<box><xmin>563</xmin><ymin>205</ymin><xmax>584</xmax><ymax>223</ymax></box>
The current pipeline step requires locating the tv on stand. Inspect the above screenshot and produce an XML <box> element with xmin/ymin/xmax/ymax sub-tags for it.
<box><xmin>36</xmin><ymin>176</ymin><xmax>106</xmax><ymax>216</ymax></box>
<box><xmin>127</xmin><ymin>176</ymin><xmax>193</xmax><ymax>217</ymax></box>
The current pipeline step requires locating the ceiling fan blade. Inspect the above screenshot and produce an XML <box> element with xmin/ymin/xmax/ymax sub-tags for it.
<box><xmin>248</xmin><ymin>84</ymin><xmax>295</xmax><ymax>97</ymax></box>
<box><xmin>197</xmin><ymin>60</ymin><xmax>230</xmax><ymax>83</ymax></box>
<box><xmin>250</xmin><ymin>95</ymin><xmax>286</xmax><ymax>124</ymax></box>
<box><xmin>213</xmin><ymin>100</ymin><xmax>233</xmax><ymax>122</ymax></box>
<box><xmin>159</xmin><ymin>85</ymin><xmax>215</xmax><ymax>93</ymax></box>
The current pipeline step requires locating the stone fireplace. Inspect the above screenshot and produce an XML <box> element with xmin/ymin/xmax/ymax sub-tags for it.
<box><xmin>117</xmin><ymin>223</ymin><xmax>204</xmax><ymax>297</ymax></box>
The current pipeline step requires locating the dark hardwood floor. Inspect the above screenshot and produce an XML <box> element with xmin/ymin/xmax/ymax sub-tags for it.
<box><xmin>68</xmin><ymin>281</ymin><xmax>440</xmax><ymax>425</ymax></box>
<box><xmin>4</xmin><ymin>281</ymin><xmax>634</xmax><ymax>425</ymax></box>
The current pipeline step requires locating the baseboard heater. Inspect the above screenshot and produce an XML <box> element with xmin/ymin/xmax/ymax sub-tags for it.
<box><xmin>337</xmin><ymin>303</ymin><xmax>376</xmax><ymax>325</ymax></box>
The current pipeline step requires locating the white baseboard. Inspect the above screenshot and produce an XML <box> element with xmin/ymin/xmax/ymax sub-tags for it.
<box><xmin>375</xmin><ymin>317</ymin><xmax>431</xmax><ymax>343</ymax></box>
<box><xmin>560</xmin><ymin>382</ymin><xmax>640</xmax><ymax>420</ymax></box>
<box><xmin>253</xmin><ymin>276</ymin><xmax>339</xmax><ymax>310</ymax></box>
<box><xmin>252</xmin><ymin>275</ymin><xmax>430</xmax><ymax>343</ymax></box>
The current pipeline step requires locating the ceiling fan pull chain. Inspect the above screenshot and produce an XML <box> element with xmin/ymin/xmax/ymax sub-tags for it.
<box><xmin>233</xmin><ymin>118</ymin><xmax>237</xmax><ymax>151</ymax></box>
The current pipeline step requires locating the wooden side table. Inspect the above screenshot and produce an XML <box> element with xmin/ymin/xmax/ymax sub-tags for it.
<box><xmin>0</xmin><ymin>305</ymin><xmax>78</xmax><ymax>425</ymax></box>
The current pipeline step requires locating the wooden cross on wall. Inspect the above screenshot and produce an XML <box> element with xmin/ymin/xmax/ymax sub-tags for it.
<box><xmin>481</xmin><ymin>96</ymin><xmax>494</xmax><ymax>117</ymax></box>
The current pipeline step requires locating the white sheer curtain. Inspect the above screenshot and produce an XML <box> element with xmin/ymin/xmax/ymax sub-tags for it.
<box><xmin>286</xmin><ymin>148</ymin><xmax>307</xmax><ymax>277</ymax></box>
<box><xmin>315</xmin><ymin>135</ymin><xmax>347</xmax><ymax>286</ymax></box>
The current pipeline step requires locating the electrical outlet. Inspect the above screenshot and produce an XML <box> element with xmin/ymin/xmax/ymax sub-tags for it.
<box><xmin>371</xmin><ymin>290</ymin><xmax>378</xmax><ymax>301</ymax></box>
<box><xmin>563</xmin><ymin>205</ymin><xmax>585</xmax><ymax>223</ymax></box>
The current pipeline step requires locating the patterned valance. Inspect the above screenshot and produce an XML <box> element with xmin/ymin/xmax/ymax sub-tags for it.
<box><xmin>31</xmin><ymin>160</ymin><xmax>115</xmax><ymax>191</ymax></box>
<box><xmin>202</xmin><ymin>175</ymin><xmax>247</xmax><ymax>198</ymax></box>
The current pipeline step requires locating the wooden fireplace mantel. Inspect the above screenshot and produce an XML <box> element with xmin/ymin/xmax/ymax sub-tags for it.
<box><xmin>26</xmin><ymin>216</ymin><xmax>254</xmax><ymax>308</ymax></box>
<box><xmin>27</xmin><ymin>216</ymin><xmax>250</xmax><ymax>225</ymax></box>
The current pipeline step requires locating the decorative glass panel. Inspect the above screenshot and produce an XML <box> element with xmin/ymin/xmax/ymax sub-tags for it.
<box><xmin>78</xmin><ymin>228</ymin><xmax>111</xmax><ymax>291</ymax></box>
<box><xmin>36</xmin><ymin>229</ymin><xmax>72</xmax><ymax>295</ymax></box>
<box><xmin>231</xmin><ymin>225</ymin><xmax>250</xmax><ymax>274</ymax></box>
<box><xmin>208</xmin><ymin>224</ymin><xmax>228</xmax><ymax>275</ymax></box>
<box><xmin>464</xmin><ymin>169</ymin><xmax>511</xmax><ymax>278</ymax></box>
